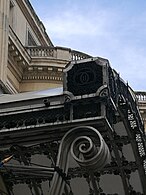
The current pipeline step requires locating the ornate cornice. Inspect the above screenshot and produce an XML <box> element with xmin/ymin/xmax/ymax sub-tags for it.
<box><xmin>22</xmin><ymin>66</ymin><xmax>63</xmax><ymax>83</ymax></box>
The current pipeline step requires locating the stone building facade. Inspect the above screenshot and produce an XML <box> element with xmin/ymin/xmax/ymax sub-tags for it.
<box><xmin>135</xmin><ymin>91</ymin><xmax>146</xmax><ymax>131</ymax></box>
<box><xmin>0</xmin><ymin>0</ymin><xmax>91</xmax><ymax>94</ymax></box>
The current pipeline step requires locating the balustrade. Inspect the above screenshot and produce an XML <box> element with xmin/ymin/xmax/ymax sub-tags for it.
<box><xmin>26</xmin><ymin>46</ymin><xmax>92</xmax><ymax>61</ymax></box>
<box><xmin>135</xmin><ymin>92</ymin><xmax>146</xmax><ymax>102</ymax></box>
<box><xmin>26</xmin><ymin>46</ymin><xmax>55</xmax><ymax>57</ymax></box>
<box><xmin>71</xmin><ymin>50</ymin><xmax>91</xmax><ymax>61</ymax></box>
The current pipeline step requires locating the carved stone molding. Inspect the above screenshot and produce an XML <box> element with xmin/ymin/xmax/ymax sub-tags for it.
<box><xmin>22</xmin><ymin>66</ymin><xmax>63</xmax><ymax>82</ymax></box>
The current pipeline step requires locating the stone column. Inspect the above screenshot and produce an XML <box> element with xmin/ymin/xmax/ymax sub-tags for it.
<box><xmin>0</xmin><ymin>0</ymin><xmax>9</xmax><ymax>85</ymax></box>
<box><xmin>0</xmin><ymin>0</ymin><xmax>9</xmax><ymax>191</ymax></box>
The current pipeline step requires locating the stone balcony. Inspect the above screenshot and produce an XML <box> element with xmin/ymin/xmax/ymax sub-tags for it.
<box><xmin>8</xmin><ymin>26</ymin><xmax>92</xmax><ymax>92</ymax></box>
<box><xmin>21</xmin><ymin>47</ymin><xmax>92</xmax><ymax>92</ymax></box>
<box><xmin>26</xmin><ymin>46</ymin><xmax>92</xmax><ymax>67</ymax></box>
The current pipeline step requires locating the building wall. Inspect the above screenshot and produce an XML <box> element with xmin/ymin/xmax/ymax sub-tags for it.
<box><xmin>135</xmin><ymin>92</ymin><xmax>146</xmax><ymax>132</ymax></box>
<box><xmin>10</xmin><ymin>1</ymin><xmax>26</xmax><ymax>45</ymax></box>
<box><xmin>0</xmin><ymin>0</ymin><xmax>91</xmax><ymax>93</ymax></box>
<box><xmin>0</xmin><ymin>0</ymin><xmax>9</xmax><ymax>85</ymax></box>
<box><xmin>10</xmin><ymin>0</ymin><xmax>53</xmax><ymax>47</ymax></box>
<box><xmin>20</xmin><ymin>81</ymin><xmax>63</xmax><ymax>92</ymax></box>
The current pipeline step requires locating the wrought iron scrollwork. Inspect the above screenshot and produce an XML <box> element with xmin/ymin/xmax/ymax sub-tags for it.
<box><xmin>49</xmin><ymin>126</ymin><xmax>110</xmax><ymax>195</ymax></box>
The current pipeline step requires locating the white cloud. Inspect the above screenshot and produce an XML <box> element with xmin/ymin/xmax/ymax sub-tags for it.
<box><xmin>41</xmin><ymin>4</ymin><xmax>146</xmax><ymax>90</ymax></box>
<box><xmin>44</xmin><ymin>8</ymin><xmax>116</xmax><ymax>38</ymax></box>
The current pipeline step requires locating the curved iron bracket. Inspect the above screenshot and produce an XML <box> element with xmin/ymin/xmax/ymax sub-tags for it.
<box><xmin>49</xmin><ymin>126</ymin><xmax>110</xmax><ymax>195</ymax></box>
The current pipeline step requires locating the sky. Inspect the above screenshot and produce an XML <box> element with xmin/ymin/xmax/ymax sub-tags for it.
<box><xmin>30</xmin><ymin>0</ymin><xmax>146</xmax><ymax>91</ymax></box>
